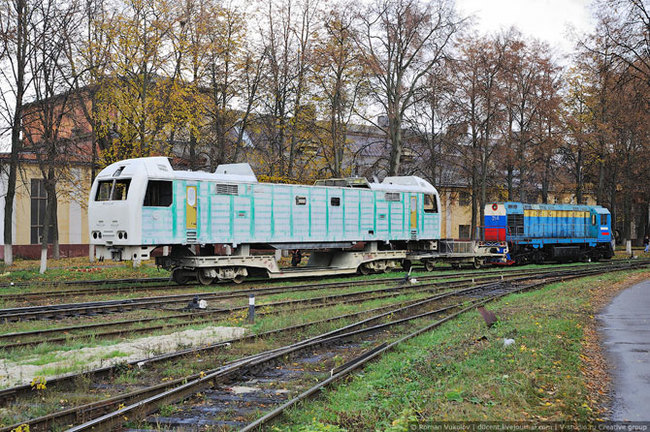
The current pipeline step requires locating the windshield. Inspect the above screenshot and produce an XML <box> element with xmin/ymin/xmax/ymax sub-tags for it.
<box><xmin>95</xmin><ymin>179</ymin><xmax>131</xmax><ymax>201</ymax></box>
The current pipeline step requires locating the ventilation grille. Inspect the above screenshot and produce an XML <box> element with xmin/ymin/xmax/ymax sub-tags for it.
<box><xmin>507</xmin><ymin>214</ymin><xmax>524</xmax><ymax>236</ymax></box>
<box><xmin>186</xmin><ymin>230</ymin><xmax>197</xmax><ymax>243</ymax></box>
<box><xmin>385</xmin><ymin>192</ymin><xmax>400</xmax><ymax>201</ymax></box>
<box><xmin>216</xmin><ymin>184</ymin><xmax>238</xmax><ymax>195</ymax></box>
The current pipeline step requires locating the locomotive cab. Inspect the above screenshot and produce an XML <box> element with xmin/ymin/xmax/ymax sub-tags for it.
<box><xmin>88</xmin><ymin>157</ymin><xmax>170</xmax><ymax>261</ymax></box>
<box><xmin>590</xmin><ymin>207</ymin><xmax>611</xmax><ymax>242</ymax></box>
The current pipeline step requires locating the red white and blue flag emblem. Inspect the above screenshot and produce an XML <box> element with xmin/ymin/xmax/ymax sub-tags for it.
<box><xmin>600</xmin><ymin>226</ymin><xmax>610</xmax><ymax>236</ymax></box>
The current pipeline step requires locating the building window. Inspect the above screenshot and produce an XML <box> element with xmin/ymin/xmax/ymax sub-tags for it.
<box><xmin>459</xmin><ymin>192</ymin><xmax>470</xmax><ymax>207</ymax></box>
<box><xmin>458</xmin><ymin>224</ymin><xmax>470</xmax><ymax>239</ymax></box>
<box><xmin>30</xmin><ymin>179</ymin><xmax>53</xmax><ymax>244</ymax></box>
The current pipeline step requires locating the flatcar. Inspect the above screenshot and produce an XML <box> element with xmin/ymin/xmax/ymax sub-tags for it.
<box><xmin>88</xmin><ymin>157</ymin><xmax>442</xmax><ymax>283</ymax></box>
<box><xmin>484</xmin><ymin>202</ymin><xmax>614</xmax><ymax>264</ymax></box>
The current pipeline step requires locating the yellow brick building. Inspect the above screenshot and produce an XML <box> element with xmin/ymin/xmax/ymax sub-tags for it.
<box><xmin>0</xmin><ymin>156</ymin><xmax>92</xmax><ymax>258</ymax></box>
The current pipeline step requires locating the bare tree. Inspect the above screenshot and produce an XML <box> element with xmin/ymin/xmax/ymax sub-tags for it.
<box><xmin>22</xmin><ymin>0</ymin><xmax>81</xmax><ymax>273</ymax></box>
<box><xmin>311</xmin><ymin>5</ymin><xmax>367</xmax><ymax>177</ymax></box>
<box><xmin>255</xmin><ymin>0</ymin><xmax>321</xmax><ymax>179</ymax></box>
<box><xmin>450</xmin><ymin>34</ymin><xmax>507</xmax><ymax>236</ymax></box>
<box><xmin>597</xmin><ymin>0</ymin><xmax>650</xmax><ymax>93</ymax></box>
<box><xmin>355</xmin><ymin>0</ymin><xmax>461</xmax><ymax>176</ymax></box>
<box><xmin>0</xmin><ymin>0</ymin><xmax>35</xmax><ymax>265</ymax></box>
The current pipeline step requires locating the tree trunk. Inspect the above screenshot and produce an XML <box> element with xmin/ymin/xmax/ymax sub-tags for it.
<box><xmin>389</xmin><ymin>116</ymin><xmax>402</xmax><ymax>176</ymax></box>
<box><xmin>51</xmin><ymin>188</ymin><xmax>59</xmax><ymax>260</ymax></box>
<box><xmin>39</xmin><ymin>187</ymin><xmax>52</xmax><ymax>275</ymax></box>
<box><xmin>3</xmin><ymin>0</ymin><xmax>27</xmax><ymax>266</ymax></box>
<box><xmin>470</xmin><ymin>168</ymin><xmax>477</xmax><ymax>239</ymax></box>
<box><xmin>506</xmin><ymin>166</ymin><xmax>513</xmax><ymax>200</ymax></box>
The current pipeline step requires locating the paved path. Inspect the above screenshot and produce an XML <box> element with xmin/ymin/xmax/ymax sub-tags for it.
<box><xmin>599</xmin><ymin>279</ymin><xmax>650</xmax><ymax>421</ymax></box>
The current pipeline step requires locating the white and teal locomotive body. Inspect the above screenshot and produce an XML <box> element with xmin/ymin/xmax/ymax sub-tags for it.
<box><xmin>89</xmin><ymin>157</ymin><xmax>442</xmax><ymax>283</ymax></box>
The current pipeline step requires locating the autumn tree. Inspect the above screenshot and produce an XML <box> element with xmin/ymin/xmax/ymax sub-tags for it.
<box><xmin>597</xmin><ymin>0</ymin><xmax>650</xmax><ymax>93</ymax></box>
<box><xmin>94</xmin><ymin>0</ymin><xmax>196</xmax><ymax>164</ymax></box>
<box><xmin>561</xmin><ymin>69</ymin><xmax>592</xmax><ymax>204</ymax></box>
<box><xmin>572</xmin><ymin>3</ymin><xmax>650</xmax><ymax>242</ymax></box>
<box><xmin>528</xmin><ymin>53</ymin><xmax>562</xmax><ymax>203</ymax></box>
<box><xmin>499</xmin><ymin>35</ymin><xmax>562</xmax><ymax>202</ymax></box>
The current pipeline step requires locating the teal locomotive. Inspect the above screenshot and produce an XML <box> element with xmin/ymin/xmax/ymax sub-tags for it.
<box><xmin>89</xmin><ymin>157</ymin><xmax>442</xmax><ymax>283</ymax></box>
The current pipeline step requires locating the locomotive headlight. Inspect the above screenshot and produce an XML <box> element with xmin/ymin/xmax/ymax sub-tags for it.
<box><xmin>92</xmin><ymin>231</ymin><xmax>102</xmax><ymax>240</ymax></box>
<box><xmin>117</xmin><ymin>231</ymin><xmax>128</xmax><ymax>240</ymax></box>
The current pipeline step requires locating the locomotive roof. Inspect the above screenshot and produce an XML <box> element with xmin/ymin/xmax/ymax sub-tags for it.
<box><xmin>96</xmin><ymin>157</ymin><xmax>438</xmax><ymax>194</ymax></box>
<box><xmin>497</xmin><ymin>202</ymin><xmax>610</xmax><ymax>213</ymax></box>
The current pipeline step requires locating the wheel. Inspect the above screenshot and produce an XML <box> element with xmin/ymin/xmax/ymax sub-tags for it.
<box><xmin>424</xmin><ymin>260</ymin><xmax>435</xmax><ymax>272</ymax></box>
<box><xmin>232</xmin><ymin>274</ymin><xmax>246</xmax><ymax>284</ymax></box>
<box><xmin>451</xmin><ymin>263</ymin><xmax>460</xmax><ymax>270</ymax></box>
<box><xmin>172</xmin><ymin>269</ymin><xmax>190</xmax><ymax>285</ymax></box>
<box><xmin>358</xmin><ymin>263</ymin><xmax>372</xmax><ymax>275</ymax></box>
<box><xmin>402</xmin><ymin>260</ymin><xmax>412</xmax><ymax>272</ymax></box>
<box><xmin>473</xmin><ymin>258</ymin><xmax>483</xmax><ymax>269</ymax></box>
<box><xmin>197</xmin><ymin>270</ymin><xmax>215</xmax><ymax>286</ymax></box>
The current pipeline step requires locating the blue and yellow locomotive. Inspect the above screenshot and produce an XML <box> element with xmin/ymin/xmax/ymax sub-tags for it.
<box><xmin>484</xmin><ymin>202</ymin><xmax>614</xmax><ymax>264</ymax></box>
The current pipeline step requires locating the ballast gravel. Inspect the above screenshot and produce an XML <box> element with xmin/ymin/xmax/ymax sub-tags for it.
<box><xmin>0</xmin><ymin>326</ymin><xmax>246</xmax><ymax>388</ymax></box>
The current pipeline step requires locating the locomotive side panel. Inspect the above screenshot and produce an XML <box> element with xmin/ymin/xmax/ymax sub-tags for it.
<box><xmin>344</xmin><ymin>190</ymin><xmax>361</xmax><ymax>239</ymax></box>
<box><xmin>251</xmin><ymin>184</ymin><xmax>272</xmax><ymax>240</ymax></box>
<box><xmin>359</xmin><ymin>190</ymin><xmax>375</xmax><ymax>237</ymax></box>
<box><xmin>388</xmin><ymin>196</ymin><xmax>405</xmax><ymax>240</ymax></box>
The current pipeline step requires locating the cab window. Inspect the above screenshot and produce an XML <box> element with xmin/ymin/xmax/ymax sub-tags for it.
<box><xmin>600</xmin><ymin>214</ymin><xmax>607</xmax><ymax>225</ymax></box>
<box><xmin>95</xmin><ymin>179</ymin><xmax>131</xmax><ymax>201</ymax></box>
<box><xmin>96</xmin><ymin>181</ymin><xmax>112</xmax><ymax>201</ymax></box>
<box><xmin>112</xmin><ymin>179</ymin><xmax>131</xmax><ymax>200</ymax></box>
<box><xmin>592</xmin><ymin>215</ymin><xmax>596</xmax><ymax>225</ymax></box>
<box><xmin>424</xmin><ymin>194</ymin><xmax>438</xmax><ymax>213</ymax></box>
<box><xmin>144</xmin><ymin>180</ymin><xmax>173</xmax><ymax>206</ymax></box>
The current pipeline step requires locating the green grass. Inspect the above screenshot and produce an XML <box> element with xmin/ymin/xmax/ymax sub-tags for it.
<box><xmin>0</xmin><ymin>258</ymin><xmax>169</xmax><ymax>284</ymax></box>
<box><xmin>275</xmin><ymin>269</ymin><xmax>649</xmax><ymax>431</ymax></box>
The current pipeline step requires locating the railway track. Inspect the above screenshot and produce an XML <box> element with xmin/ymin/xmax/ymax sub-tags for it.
<box><xmin>0</xmin><ymin>263</ymin><xmax>626</xmax><ymax>348</ymax></box>
<box><xmin>0</xmin><ymin>272</ymin><xmax>521</xmax><ymax>350</ymax></box>
<box><xmin>1</xmin><ymin>278</ymin><xmax>510</xmax><ymax>431</ymax></box>
<box><xmin>0</xmin><ymin>262</ymin><xmax>629</xmax><ymax>322</ymax></box>
<box><xmin>1</xmin><ymin>261</ymin><xmax>647</xmax><ymax>431</ymax></box>
<box><xmin>0</xmin><ymin>261</ymin><xmax>627</xmax><ymax>305</ymax></box>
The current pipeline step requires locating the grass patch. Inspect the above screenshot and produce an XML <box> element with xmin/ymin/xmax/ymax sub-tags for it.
<box><xmin>0</xmin><ymin>257</ymin><xmax>169</xmax><ymax>284</ymax></box>
<box><xmin>276</xmin><ymin>269</ymin><xmax>650</xmax><ymax>430</ymax></box>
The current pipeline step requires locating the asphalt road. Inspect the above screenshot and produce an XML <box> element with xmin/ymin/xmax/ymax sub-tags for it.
<box><xmin>599</xmin><ymin>278</ymin><xmax>650</xmax><ymax>421</ymax></box>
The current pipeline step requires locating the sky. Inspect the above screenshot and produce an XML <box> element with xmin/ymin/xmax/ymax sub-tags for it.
<box><xmin>455</xmin><ymin>0</ymin><xmax>597</xmax><ymax>56</ymax></box>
